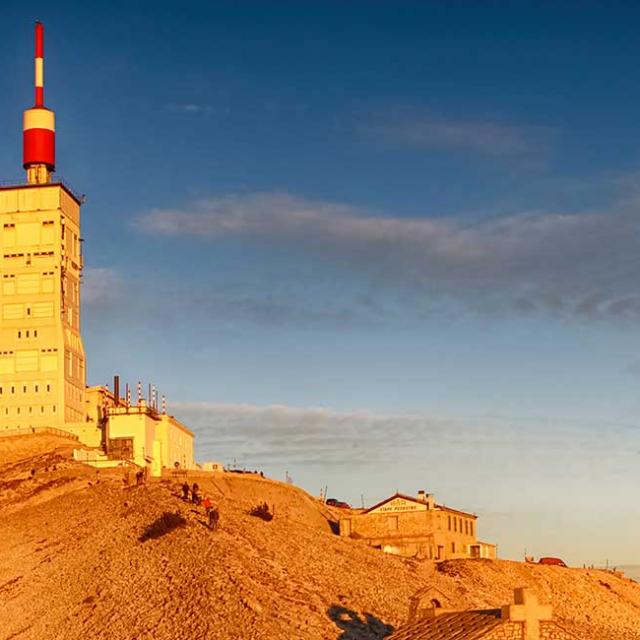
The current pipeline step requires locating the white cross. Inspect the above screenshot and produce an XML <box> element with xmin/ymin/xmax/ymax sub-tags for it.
<box><xmin>501</xmin><ymin>588</ymin><xmax>553</xmax><ymax>640</ymax></box>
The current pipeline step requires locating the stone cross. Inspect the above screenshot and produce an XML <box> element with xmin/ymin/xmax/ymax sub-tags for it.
<box><xmin>501</xmin><ymin>587</ymin><xmax>553</xmax><ymax>640</ymax></box>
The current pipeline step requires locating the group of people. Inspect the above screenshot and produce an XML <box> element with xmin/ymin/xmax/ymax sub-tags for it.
<box><xmin>181</xmin><ymin>481</ymin><xmax>219</xmax><ymax>530</ymax></box>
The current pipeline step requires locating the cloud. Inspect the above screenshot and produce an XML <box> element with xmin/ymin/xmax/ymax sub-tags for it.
<box><xmin>173</xmin><ymin>401</ymin><xmax>640</xmax><ymax>510</ymax></box>
<box><xmin>82</xmin><ymin>267</ymin><xmax>120</xmax><ymax>306</ymax></box>
<box><xmin>135</xmin><ymin>191</ymin><xmax>640</xmax><ymax>321</ymax></box>
<box><xmin>177</xmin><ymin>402</ymin><xmax>436</xmax><ymax>466</ymax></box>
<box><xmin>357</xmin><ymin>109</ymin><xmax>554</xmax><ymax>157</ymax></box>
<box><xmin>164</xmin><ymin>103</ymin><xmax>213</xmax><ymax>114</ymax></box>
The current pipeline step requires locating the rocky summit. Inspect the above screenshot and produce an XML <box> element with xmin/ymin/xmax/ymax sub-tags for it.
<box><xmin>1</xmin><ymin>433</ymin><xmax>640</xmax><ymax>640</ymax></box>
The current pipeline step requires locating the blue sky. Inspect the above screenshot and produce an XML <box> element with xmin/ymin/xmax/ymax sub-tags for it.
<box><xmin>2</xmin><ymin>1</ymin><xmax>640</xmax><ymax>564</ymax></box>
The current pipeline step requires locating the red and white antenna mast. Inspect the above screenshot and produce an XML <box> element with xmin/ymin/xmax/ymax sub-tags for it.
<box><xmin>23</xmin><ymin>21</ymin><xmax>56</xmax><ymax>185</ymax></box>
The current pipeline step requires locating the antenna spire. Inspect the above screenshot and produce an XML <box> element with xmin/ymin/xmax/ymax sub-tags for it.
<box><xmin>35</xmin><ymin>21</ymin><xmax>44</xmax><ymax>107</ymax></box>
<box><xmin>23</xmin><ymin>21</ymin><xmax>56</xmax><ymax>184</ymax></box>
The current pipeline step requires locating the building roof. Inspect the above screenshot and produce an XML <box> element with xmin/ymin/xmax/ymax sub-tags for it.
<box><xmin>389</xmin><ymin>588</ymin><xmax>579</xmax><ymax>640</ymax></box>
<box><xmin>0</xmin><ymin>179</ymin><xmax>83</xmax><ymax>205</ymax></box>
<box><xmin>364</xmin><ymin>492</ymin><xmax>477</xmax><ymax>519</ymax></box>
<box><xmin>388</xmin><ymin>610</ymin><xmax>502</xmax><ymax>640</ymax></box>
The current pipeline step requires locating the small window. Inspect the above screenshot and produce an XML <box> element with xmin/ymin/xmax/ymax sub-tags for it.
<box><xmin>35</xmin><ymin>385</ymin><xmax>39</xmax><ymax>392</ymax></box>
<box><xmin>17</xmin><ymin>331</ymin><xmax>21</xmax><ymax>338</ymax></box>
<box><xmin>46</xmin><ymin>384</ymin><xmax>50</xmax><ymax>392</ymax></box>
<box><xmin>451</xmin><ymin>542</ymin><xmax>456</xmax><ymax>553</ymax></box>
<box><xmin>22</xmin><ymin>386</ymin><xmax>26</xmax><ymax>393</ymax></box>
<box><xmin>448</xmin><ymin>516</ymin><xmax>451</xmax><ymax>531</ymax></box>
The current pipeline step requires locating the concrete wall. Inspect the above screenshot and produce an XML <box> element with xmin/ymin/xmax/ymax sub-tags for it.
<box><xmin>105</xmin><ymin>405</ymin><xmax>194</xmax><ymax>476</ymax></box>
<box><xmin>157</xmin><ymin>414</ymin><xmax>194</xmax><ymax>470</ymax></box>
<box><xmin>0</xmin><ymin>184</ymin><xmax>86</xmax><ymax>431</ymax></box>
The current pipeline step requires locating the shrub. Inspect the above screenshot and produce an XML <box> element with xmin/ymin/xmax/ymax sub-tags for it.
<box><xmin>249</xmin><ymin>502</ymin><xmax>273</xmax><ymax>521</ymax></box>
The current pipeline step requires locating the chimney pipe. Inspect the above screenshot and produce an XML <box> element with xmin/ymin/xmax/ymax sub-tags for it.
<box><xmin>113</xmin><ymin>375</ymin><xmax>120</xmax><ymax>406</ymax></box>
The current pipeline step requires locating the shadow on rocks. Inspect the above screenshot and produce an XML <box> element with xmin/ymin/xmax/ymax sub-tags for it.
<box><xmin>139</xmin><ymin>512</ymin><xmax>187</xmax><ymax>542</ymax></box>
<box><xmin>327</xmin><ymin>605</ymin><xmax>394</xmax><ymax>639</ymax></box>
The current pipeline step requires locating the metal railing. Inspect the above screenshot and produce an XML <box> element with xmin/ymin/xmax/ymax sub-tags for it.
<box><xmin>0</xmin><ymin>176</ymin><xmax>86</xmax><ymax>203</ymax></box>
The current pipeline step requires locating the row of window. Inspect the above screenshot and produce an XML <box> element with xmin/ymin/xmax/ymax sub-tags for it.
<box><xmin>3</xmin><ymin>221</ymin><xmax>54</xmax><ymax>228</ymax></box>
<box><xmin>0</xmin><ymin>383</ymin><xmax>52</xmax><ymax>395</ymax></box>
<box><xmin>447</xmin><ymin>515</ymin><xmax>474</xmax><ymax>537</ymax></box>
<box><xmin>2</xmin><ymin>273</ymin><xmax>56</xmax><ymax>296</ymax></box>
<box><xmin>3</xmin><ymin>271</ymin><xmax>54</xmax><ymax>277</ymax></box>
<box><xmin>0</xmin><ymin>350</ymin><xmax>58</xmax><ymax>374</ymax></box>
<box><xmin>17</xmin><ymin>329</ymin><xmax>39</xmax><ymax>339</ymax></box>
<box><xmin>3</xmin><ymin>220</ymin><xmax>58</xmax><ymax>248</ymax></box>
<box><xmin>3</xmin><ymin>405</ymin><xmax>57</xmax><ymax>416</ymax></box>
<box><xmin>0</xmin><ymin>348</ymin><xmax>58</xmax><ymax>356</ymax></box>
<box><xmin>3</xmin><ymin>251</ymin><xmax>55</xmax><ymax>259</ymax></box>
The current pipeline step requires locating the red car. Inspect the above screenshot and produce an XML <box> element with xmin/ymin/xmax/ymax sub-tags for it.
<box><xmin>539</xmin><ymin>557</ymin><xmax>567</xmax><ymax>567</ymax></box>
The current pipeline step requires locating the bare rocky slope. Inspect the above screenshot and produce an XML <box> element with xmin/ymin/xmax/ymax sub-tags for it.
<box><xmin>1</xmin><ymin>433</ymin><xmax>640</xmax><ymax>640</ymax></box>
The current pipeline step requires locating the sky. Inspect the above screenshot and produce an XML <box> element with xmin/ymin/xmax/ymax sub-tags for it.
<box><xmin>1</xmin><ymin>1</ymin><xmax>640</xmax><ymax>565</ymax></box>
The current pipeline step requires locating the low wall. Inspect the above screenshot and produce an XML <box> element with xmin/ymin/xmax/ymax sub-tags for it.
<box><xmin>0</xmin><ymin>426</ymin><xmax>79</xmax><ymax>441</ymax></box>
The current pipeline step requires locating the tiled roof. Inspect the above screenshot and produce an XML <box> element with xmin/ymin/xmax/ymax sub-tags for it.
<box><xmin>364</xmin><ymin>492</ymin><xmax>477</xmax><ymax>518</ymax></box>
<box><xmin>388</xmin><ymin>610</ymin><xmax>503</xmax><ymax>640</ymax></box>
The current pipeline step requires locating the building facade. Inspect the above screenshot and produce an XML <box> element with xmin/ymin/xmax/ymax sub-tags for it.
<box><xmin>80</xmin><ymin>385</ymin><xmax>195</xmax><ymax>477</ymax></box>
<box><xmin>0</xmin><ymin>183</ymin><xmax>86</xmax><ymax>429</ymax></box>
<box><xmin>339</xmin><ymin>491</ymin><xmax>496</xmax><ymax>560</ymax></box>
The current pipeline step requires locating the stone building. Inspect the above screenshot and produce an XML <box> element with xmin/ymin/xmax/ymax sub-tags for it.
<box><xmin>389</xmin><ymin>588</ymin><xmax>579</xmax><ymax>640</ymax></box>
<box><xmin>339</xmin><ymin>490</ymin><xmax>496</xmax><ymax>560</ymax></box>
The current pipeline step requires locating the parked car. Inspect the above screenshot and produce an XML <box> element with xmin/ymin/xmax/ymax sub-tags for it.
<box><xmin>325</xmin><ymin>498</ymin><xmax>350</xmax><ymax>508</ymax></box>
<box><xmin>539</xmin><ymin>557</ymin><xmax>567</xmax><ymax>567</ymax></box>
